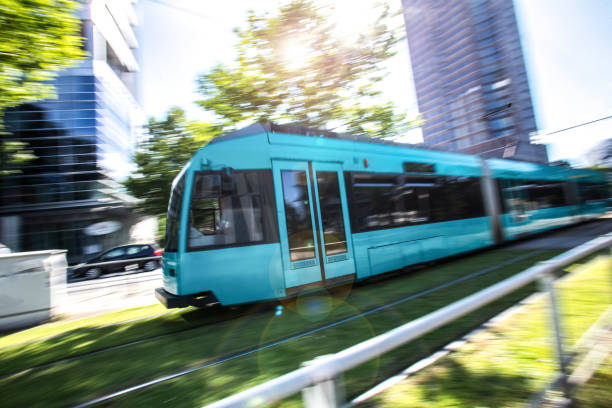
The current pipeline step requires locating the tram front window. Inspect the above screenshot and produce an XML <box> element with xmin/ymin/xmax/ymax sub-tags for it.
<box><xmin>164</xmin><ymin>174</ymin><xmax>185</xmax><ymax>252</ymax></box>
<box><xmin>188</xmin><ymin>171</ymin><xmax>265</xmax><ymax>249</ymax></box>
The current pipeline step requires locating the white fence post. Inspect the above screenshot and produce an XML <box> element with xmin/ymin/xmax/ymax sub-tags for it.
<box><xmin>301</xmin><ymin>355</ymin><xmax>344</xmax><ymax>408</ymax></box>
<box><xmin>539</xmin><ymin>271</ymin><xmax>570</xmax><ymax>398</ymax></box>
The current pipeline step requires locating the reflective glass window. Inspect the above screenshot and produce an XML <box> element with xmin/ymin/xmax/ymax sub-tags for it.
<box><xmin>400</xmin><ymin>179</ymin><xmax>432</xmax><ymax>224</ymax></box>
<box><xmin>316</xmin><ymin>171</ymin><xmax>347</xmax><ymax>256</ymax></box>
<box><xmin>578</xmin><ymin>182</ymin><xmax>608</xmax><ymax>202</ymax></box>
<box><xmin>281</xmin><ymin>170</ymin><xmax>316</xmax><ymax>261</ymax></box>
<box><xmin>126</xmin><ymin>246</ymin><xmax>141</xmax><ymax>255</ymax></box>
<box><xmin>189</xmin><ymin>171</ymin><xmax>267</xmax><ymax>250</ymax></box>
<box><xmin>351</xmin><ymin>174</ymin><xmax>401</xmax><ymax>231</ymax></box>
<box><xmin>528</xmin><ymin>181</ymin><xmax>566</xmax><ymax>208</ymax></box>
<box><xmin>440</xmin><ymin>177</ymin><xmax>485</xmax><ymax>220</ymax></box>
<box><xmin>101</xmin><ymin>247</ymin><xmax>126</xmax><ymax>259</ymax></box>
<box><xmin>164</xmin><ymin>174</ymin><xmax>185</xmax><ymax>252</ymax></box>
<box><xmin>499</xmin><ymin>179</ymin><xmax>568</xmax><ymax>213</ymax></box>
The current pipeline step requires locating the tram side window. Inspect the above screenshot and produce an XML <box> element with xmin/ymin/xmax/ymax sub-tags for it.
<box><xmin>401</xmin><ymin>177</ymin><xmax>434</xmax><ymax>224</ymax></box>
<box><xmin>499</xmin><ymin>179</ymin><xmax>523</xmax><ymax>214</ymax></box>
<box><xmin>188</xmin><ymin>171</ymin><xmax>267</xmax><ymax>250</ymax></box>
<box><xmin>578</xmin><ymin>182</ymin><xmax>608</xmax><ymax>202</ymax></box>
<box><xmin>527</xmin><ymin>181</ymin><xmax>566</xmax><ymax>209</ymax></box>
<box><xmin>441</xmin><ymin>177</ymin><xmax>485</xmax><ymax>220</ymax></box>
<box><xmin>346</xmin><ymin>173</ymin><xmax>485</xmax><ymax>232</ymax></box>
<box><xmin>499</xmin><ymin>179</ymin><xmax>568</xmax><ymax>213</ymax></box>
<box><xmin>351</xmin><ymin>174</ymin><xmax>402</xmax><ymax>231</ymax></box>
<box><xmin>164</xmin><ymin>174</ymin><xmax>185</xmax><ymax>252</ymax></box>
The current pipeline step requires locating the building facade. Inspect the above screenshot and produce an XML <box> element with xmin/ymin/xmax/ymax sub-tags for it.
<box><xmin>586</xmin><ymin>138</ymin><xmax>612</xmax><ymax>168</ymax></box>
<box><xmin>401</xmin><ymin>0</ymin><xmax>547</xmax><ymax>163</ymax></box>
<box><xmin>0</xmin><ymin>0</ymin><xmax>143</xmax><ymax>263</ymax></box>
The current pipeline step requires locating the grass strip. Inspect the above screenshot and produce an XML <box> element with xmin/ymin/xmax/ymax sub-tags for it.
<box><xmin>359</xmin><ymin>254</ymin><xmax>612</xmax><ymax>408</ymax></box>
<box><xmin>0</xmin><ymin>249</ymin><xmax>546</xmax><ymax>378</ymax></box>
<box><xmin>0</xmin><ymin>249</ymin><xmax>559</xmax><ymax>407</ymax></box>
<box><xmin>0</xmin><ymin>304</ymin><xmax>170</xmax><ymax>349</ymax></box>
<box><xmin>87</xmin><ymin>251</ymin><xmax>560</xmax><ymax>407</ymax></box>
<box><xmin>574</xmin><ymin>353</ymin><xmax>612</xmax><ymax>408</ymax></box>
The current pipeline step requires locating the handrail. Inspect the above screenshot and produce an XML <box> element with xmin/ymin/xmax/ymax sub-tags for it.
<box><xmin>204</xmin><ymin>232</ymin><xmax>612</xmax><ymax>408</ymax></box>
<box><xmin>69</xmin><ymin>255</ymin><xmax>161</xmax><ymax>270</ymax></box>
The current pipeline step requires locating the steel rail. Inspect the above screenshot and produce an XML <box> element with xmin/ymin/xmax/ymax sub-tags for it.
<box><xmin>203</xmin><ymin>232</ymin><xmax>612</xmax><ymax>408</ymax></box>
<box><xmin>66</xmin><ymin>249</ymin><xmax>545</xmax><ymax>408</ymax></box>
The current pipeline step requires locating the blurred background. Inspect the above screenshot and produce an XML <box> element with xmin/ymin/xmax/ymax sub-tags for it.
<box><xmin>0</xmin><ymin>0</ymin><xmax>610</xmax><ymax>264</ymax></box>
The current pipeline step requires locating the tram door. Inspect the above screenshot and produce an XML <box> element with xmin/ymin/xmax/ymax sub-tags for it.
<box><xmin>272</xmin><ymin>160</ymin><xmax>355</xmax><ymax>293</ymax></box>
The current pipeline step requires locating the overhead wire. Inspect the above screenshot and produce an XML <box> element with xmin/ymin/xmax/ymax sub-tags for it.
<box><xmin>543</xmin><ymin>114</ymin><xmax>612</xmax><ymax>136</ymax></box>
<box><xmin>143</xmin><ymin>0</ymin><xmax>233</xmax><ymax>24</ymax></box>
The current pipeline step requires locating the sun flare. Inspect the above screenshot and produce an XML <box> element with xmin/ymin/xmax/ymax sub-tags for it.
<box><xmin>280</xmin><ymin>38</ymin><xmax>313</xmax><ymax>71</ymax></box>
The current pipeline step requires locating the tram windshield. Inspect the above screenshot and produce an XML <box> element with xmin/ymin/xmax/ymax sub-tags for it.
<box><xmin>164</xmin><ymin>173</ymin><xmax>185</xmax><ymax>252</ymax></box>
<box><xmin>188</xmin><ymin>170</ymin><xmax>276</xmax><ymax>250</ymax></box>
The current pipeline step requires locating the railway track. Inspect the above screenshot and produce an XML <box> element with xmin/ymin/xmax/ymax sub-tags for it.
<box><xmin>56</xmin><ymin>250</ymin><xmax>546</xmax><ymax>408</ymax></box>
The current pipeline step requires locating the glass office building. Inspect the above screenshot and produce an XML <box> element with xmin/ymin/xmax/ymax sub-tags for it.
<box><xmin>401</xmin><ymin>0</ymin><xmax>547</xmax><ymax>163</ymax></box>
<box><xmin>0</xmin><ymin>1</ymin><xmax>143</xmax><ymax>263</ymax></box>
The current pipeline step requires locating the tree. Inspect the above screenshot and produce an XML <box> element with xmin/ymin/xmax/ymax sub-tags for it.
<box><xmin>198</xmin><ymin>0</ymin><xmax>420</xmax><ymax>138</ymax></box>
<box><xmin>123</xmin><ymin>108</ymin><xmax>217</xmax><ymax>217</ymax></box>
<box><xmin>0</xmin><ymin>0</ymin><xmax>85</xmax><ymax>169</ymax></box>
<box><xmin>0</xmin><ymin>0</ymin><xmax>85</xmax><ymax>115</ymax></box>
<box><xmin>0</xmin><ymin>140</ymin><xmax>34</xmax><ymax>175</ymax></box>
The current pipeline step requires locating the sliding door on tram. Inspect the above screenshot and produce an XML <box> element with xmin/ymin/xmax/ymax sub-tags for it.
<box><xmin>272</xmin><ymin>160</ymin><xmax>355</xmax><ymax>293</ymax></box>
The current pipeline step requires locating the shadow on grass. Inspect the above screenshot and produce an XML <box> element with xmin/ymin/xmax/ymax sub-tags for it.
<box><xmin>0</xmin><ymin>301</ymin><xmax>274</xmax><ymax>378</ymax></box>
<box><xmin>361</xmin><ymin>359</ymin><xmax>532</xmax><ymax>408</ymax></box>
<box><xmin>420</xmin><ymin>359</ymin><xmax>532</xmax><ymax>406</ymax></box>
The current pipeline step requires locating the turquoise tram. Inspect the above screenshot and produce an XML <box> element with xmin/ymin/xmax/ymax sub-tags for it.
<box><xmin>155</xmin><ymin>123</ymin><xmax>608</xmax><ymax>308</ymax></box>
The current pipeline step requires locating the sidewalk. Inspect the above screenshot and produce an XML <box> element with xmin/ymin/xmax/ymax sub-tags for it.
<box><xmin>61</xmin><ymin>270</ymin><xmax>161</xmax><ymax>320</ymax></box>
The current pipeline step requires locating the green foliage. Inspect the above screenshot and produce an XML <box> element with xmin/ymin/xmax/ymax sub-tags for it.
<box><xmin>0</xmin><ymin>0</ymin><xmax>85</xmax><ymax>172</ymax></box>
<box><xmin>0</xmin><ymin>139</ymin><xmax>35</xmax><ymax>175</ymax></box>
<box><xmin>123</xmin><ymin>108</ymin><xmax>217</xmax><ymax>217</ymax></box>
<box><xmin>198</xmin><ymin>0</ymin><xmax>420</xmax><ymax>138</ymax></box>
<box><xmin>156</xmin><ymin>216</ymin><xmax>166</xmax><ymax>246</ymax></box>
<box><xmin>0</xmin><ymin>0</ymin><xmax>85</xmax><ymax>115</ymax></box>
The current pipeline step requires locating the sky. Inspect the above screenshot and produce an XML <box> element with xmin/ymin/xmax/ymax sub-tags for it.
<box><xmin>137</xmin><ymin>0</ymin><xmax>612</xmax><ymax>166</ymax></box>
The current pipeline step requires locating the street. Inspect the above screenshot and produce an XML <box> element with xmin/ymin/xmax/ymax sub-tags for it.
<box><xmin>64</xmin><ymin>269</ymin><xmax>162</xmax><ymax>318</ymax></box>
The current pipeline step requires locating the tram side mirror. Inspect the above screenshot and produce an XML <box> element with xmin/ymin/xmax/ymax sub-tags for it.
<box><xmin>221</xmin><ymin>167</ymin><xmax>235</xmax><ymax>194</ymax></box>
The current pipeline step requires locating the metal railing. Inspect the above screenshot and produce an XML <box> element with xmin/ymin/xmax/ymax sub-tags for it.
<box><xmin>204</xmin><ymin>232</ymin><xmax>612</xmax><ymax>408</ymax></box>
<box><xmin>69</xmin><ymin>256</ymin><xmax>161</xmax><ymax>271</ymax></box>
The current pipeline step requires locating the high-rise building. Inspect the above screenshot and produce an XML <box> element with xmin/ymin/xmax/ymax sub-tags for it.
<box><xmin>401</xmin><ymin>0</ymin><xmax>547</xmax><ymax>163</ymax></box>
<box><xmin>0</xmin><ymin>0</ymin><xmax>143</xmax><ymax>263</ymax></box>
<box><xmin>586</xmin><ymin>138</ymin><xmax>612</xmax><ymax>168</ymax></box>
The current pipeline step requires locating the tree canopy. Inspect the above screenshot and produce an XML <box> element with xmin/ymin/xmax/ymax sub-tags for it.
<box><xmin>0</xmin><ymin>0</ymin><xmax>85</xmax><ymax>172</ymax></box>
<box><xmin>0</xmin><ymin>0</ymin><xmax>85</xmax><ymax>117</ymax></box>
<box><xmin>198</xmin><ymin>0</ymin><xmax>419</xmax><ymax>138</ymax></box>
<box><xmin>0</xmin><ymin>140</ymin><xmax>34</xmax><ymax>175</ymax></box>
<box><xmin>123</xmin><ymin>108</ymin><xmax>217</xmax><ymax>217</ymax></box>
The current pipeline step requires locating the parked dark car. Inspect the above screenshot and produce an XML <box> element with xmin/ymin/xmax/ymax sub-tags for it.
<box><xmin>71</xmin><ymin>244</ymin><xmax>163</xmax><ymax>279</ymax></box>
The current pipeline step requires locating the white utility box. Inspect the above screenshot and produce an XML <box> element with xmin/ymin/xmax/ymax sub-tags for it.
<box><xmin>0</xmin><ymin>250</ymin><xmax>67</xmax><ymax>331</ymax></box>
